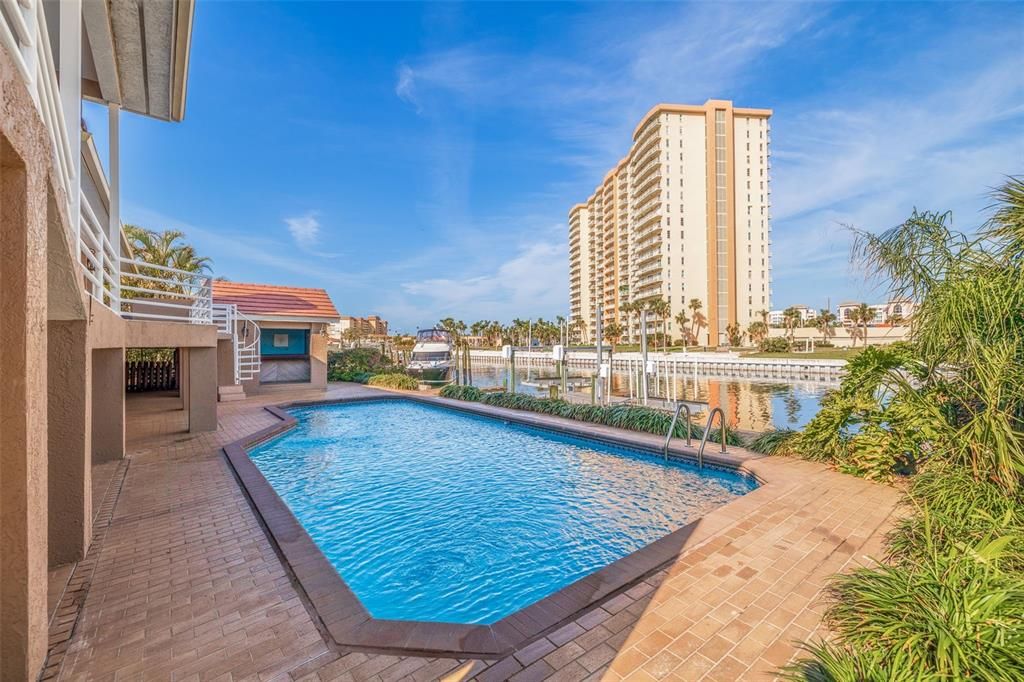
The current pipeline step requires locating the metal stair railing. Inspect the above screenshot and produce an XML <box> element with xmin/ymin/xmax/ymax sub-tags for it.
<box><xmin>662</xmin><ymin>402</ymin><xmax>693</xmax><ymax>461</ymax></box>
<box><xmin>211</xmin><ymin>303</ymin><xmax>262</xmax><ymax>384</ymax></box>
<box><xmin>696</xmin><ymin>407</ymin><xmax>727</xmax><ymax>469</ymax></box>
<box><xmin>235</xmin><ymin>309</ymin><xmax>261</xmax><ymax>382</ymax></box>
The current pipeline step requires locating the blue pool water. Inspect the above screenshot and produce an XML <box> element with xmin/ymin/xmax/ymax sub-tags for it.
<box><xmin>249</xmin><ymin>400</ymin><xmax>757</xmax><ymax>624</ymax></box>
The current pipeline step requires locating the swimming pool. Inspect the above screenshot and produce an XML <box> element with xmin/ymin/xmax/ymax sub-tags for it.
<box><xmin>248</xmin><ymin>399</ymin><xmax>757</xmax><ymax>625</ymax></box>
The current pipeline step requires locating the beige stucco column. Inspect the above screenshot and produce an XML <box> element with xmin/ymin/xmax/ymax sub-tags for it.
<box><xmin>187</xmin><ymin>347</ymin><xmax>218</xmax><ymax>432</ymax></box>
<box><xmin>0</xmin><ymin>135</ymin><xmax>49</xmax><ymax>679</ymax></box>
<box><xmin>91</xmin><ymin>348</ymin><xmax>125</xmax><ymax>463</ymax></box>
<box><xmin>217</xmin><ymin>337</ymin><xmax>235</xmax><ymax>387</ymax></box>
<box><xmin>310</xmin><ymin>323</ymin><xmax>328</xmax><ymax>388</ymax></box>
<box><xmin>47</xmin><ymin>320</ymin><xmax>91</xmax><ymax>566</ymax></box>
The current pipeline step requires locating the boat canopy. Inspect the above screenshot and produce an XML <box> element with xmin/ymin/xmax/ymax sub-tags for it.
<box><xmin>416</xmin><ymin>329</ymin><xmax>452</xmax><ymax>343</ymax></box>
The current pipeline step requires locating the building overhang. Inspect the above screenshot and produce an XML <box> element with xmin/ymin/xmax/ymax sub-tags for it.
<box><xmin>249</xmin><ymin>315</ymin><xmax>342</xmax><ymax>325</ymax></box>
<box><xmin>81</xmin><ymin>0</ymin><xmax>195</xmax><ymax>122</ymax></box>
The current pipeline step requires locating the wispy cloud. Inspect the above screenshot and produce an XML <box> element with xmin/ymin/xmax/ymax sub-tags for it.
<box><xmin>400</xmin><ymin>238</ymin><xmax>567</xmax><ymax>324</ymax></box>
<box><xmin>284</xmin><ymin>212</ymin><xmax>321</xmax><ymax>249</ymax></box>
<box><xmin>395</xmin><ymin>64</ymin><xmax>420</xmax><ymax>113</ymax></box>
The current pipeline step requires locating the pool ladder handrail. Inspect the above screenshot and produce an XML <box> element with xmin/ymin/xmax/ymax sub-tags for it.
<box><xmin>695</xmin><ymin>407</ymin><xmax>727</xmax><ymax>469</ymax></box>
<box><xmin>662</xmin><ymin>402</ymin><xmax>693</xmax><ymax>461</ymax></box>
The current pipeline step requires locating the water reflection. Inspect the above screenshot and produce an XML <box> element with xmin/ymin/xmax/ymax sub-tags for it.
<box><xmin>467</xmin><ymin>362</ymin><xmax>832</xmax><ymax>432</ymax></box>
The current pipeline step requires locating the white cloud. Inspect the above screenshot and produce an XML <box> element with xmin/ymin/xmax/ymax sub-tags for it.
<box><xmin>400</xmin><ymin>240</ymin><xmax>568</xmax><ymax>323</ymax></box>
<box><xmin>395</xmin><ymin>64</ymin><xmax>420</xmax><ymax>113</ymax></box>
<box><xmin>284</xmin><ymin>212</ymin><xmax>321</xmax><ymax>250</ymax></box>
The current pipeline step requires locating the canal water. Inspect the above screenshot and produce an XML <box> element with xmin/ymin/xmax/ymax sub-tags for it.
<box><xmin>466</xmin><ymin>362</ymin><xmax>832</xmax><ymax>432</ymax></box>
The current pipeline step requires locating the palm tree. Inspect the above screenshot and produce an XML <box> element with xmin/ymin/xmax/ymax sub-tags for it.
<box><xmin>123</xmin><ymin>224</ymin><xmax>212</xmax><ymax>297</ymax></box>
<box><xmin>674</xmin><ymin>311</ymin><xmax>690</xmax><ymax>346</ymax></box>
<box><xmin>782</xmin><ymin>306</ymin><xmax>801</xmax><ymax>342</ymax></box>
<box><xmin>815</xmin><ymin>309</ymin><xmax>837</xmax><ymax>343</ymax></box>
<box><xmin>725</xmin><ymin>322</ymin><xmax>744</xmax><ymax>347</ymax></box>
<box><xmin>619</xmin><ymin>301</ymin><xmax>635</xmax><ymax>344</ymax></box>
<box><xmin>604</xmin><ymin>322</ymin><xmax>623</xmax><ymax>351</ymax></box>
<box><xmin>571</xmin><ymin>317</ymin><xmax>588</xmax><ymax>345</ymax></box>
<box><xmin>648</xmin><ymin>298</ymin><xmax>670</xmax><ymax>351</ymax></box>
<box><xmin>688</xmin><ymin>298</ymin><xmax>705</xmax><ymax>346</ymax></box>
<box><xmin>438</xmin><ymin>318</ymin><xmax>467</xmax><ymax>343</ymax></box>
<box><xmin>748</xmin><ymin>320</ymin><xmax>768</xmax><ymax>346</ymax></box>
<box><xmin>852</xmin><ymin>303</ymin><xmax>872</xmax><ymax>347</ymax></box>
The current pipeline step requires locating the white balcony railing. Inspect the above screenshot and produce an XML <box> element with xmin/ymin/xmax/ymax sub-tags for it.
<box><xmin>118</xmin><ymin>259</ymin><xmax>213</xmax><ymax>324</ymax></box>
<box><xmin>1</xmin><ymin>0</ymin><xmax>75</xmax><ymax>209</ymax></box>
<box><xmin>79</xmin><ymin>195</ymin><xmax>120</xmax><ymax>309</ymax></box>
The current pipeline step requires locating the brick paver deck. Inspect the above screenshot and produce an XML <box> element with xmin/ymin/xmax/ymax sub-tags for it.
<box><xmin>51</xmin><ymin>384</ymin><xmax>901</xmax><ymax>681</ymax></box>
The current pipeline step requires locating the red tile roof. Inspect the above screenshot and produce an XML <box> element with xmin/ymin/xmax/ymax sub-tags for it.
<box><xmin>212</xmin><ymin>281</ymin><xmax>340</xmax><ymax>320</ymax></box>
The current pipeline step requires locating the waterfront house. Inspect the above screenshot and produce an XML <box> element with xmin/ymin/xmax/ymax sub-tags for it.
<box><xmin>0</xmin><ymin>1</ymin><xmax>249</xmax><ymax>676</ymax></box>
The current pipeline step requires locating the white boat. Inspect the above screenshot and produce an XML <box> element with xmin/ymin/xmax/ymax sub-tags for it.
<box><xmin>406</xmin><ymin>329</ymin><xmax>454</xmax><ymax>382</ymax></box>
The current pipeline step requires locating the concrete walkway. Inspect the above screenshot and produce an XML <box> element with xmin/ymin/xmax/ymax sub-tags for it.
<box><xmin>48</xmin><ymin>383</ymin><xmax>901</xmax><ymax>681</ymax></box>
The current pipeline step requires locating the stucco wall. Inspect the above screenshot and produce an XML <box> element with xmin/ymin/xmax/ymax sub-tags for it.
<box><xmin>766</xmin><ymin>325</ymin><xmax>911</xmax><ymax>348</ymax></box>
<box><xmin>47</xmin><ymin>320</ymin><xmax>91</xmax><ymax>566</ymax></box>
<box><xmin>1</xmin><ymin>43</ymin><xmax>59</xmax><ymax>680</ymax></box>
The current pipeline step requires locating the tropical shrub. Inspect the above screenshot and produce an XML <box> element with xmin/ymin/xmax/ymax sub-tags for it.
<box><xmin>781</xmin><ymin>178</ymin><xmax>1024</xmax><ymax>680</ymax></box>
<box><xmin>444</xmin><ymin>389</ymin><xmax>743</xmax><ymax>445</ymax></box>
<box><xmin>332</xmin><ymin>370</ymin><xmax>375</xmax><ymax>384</ymax></box>
<box><xmin>439</xmin><ymin>384</ymin><xmax>482</xmax><ymax>401</ymax></box>
<box><xmin>746</xmin><ymin>428</ymin><xmax>799</xmax><ymax>456</ymax></box>
<box><xmin>366</xmin><ymin>373</ymin><xmax>419</xmax><ymax>390</ymax></box>
<box><xmin>786</xmin><ymin>531</ymin><xmax>1024</xmax><ymax>681</ymax></box>
<box><xmin>759</xmin><ymin>337</ymin><xmax>791</xmax><ymax>353</ymax></box>
<box><xmin>328</xmin><ymin>348</ymin><xmax>400</xmax><ymax>380</ymax></box>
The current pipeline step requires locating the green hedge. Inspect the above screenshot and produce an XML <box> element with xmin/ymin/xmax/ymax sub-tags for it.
<box><xmin>328</xmin><ymin>348</ymin><xmax>402</xmax><ymax>381</ymax></box>
<box><xmin>332</xmin><ymin>370</ymin><xmax>375</xmax><ymax>384</ymax></box>
<box><xmin>366</xmin><ymin>373</ymin><xmax>419</xmax><ymax>390</ymax></box>
<box><xmin>759</xmin><ymin>337</ymin><xmax>791</xmax><ymax>353</ymax></box>
<box><xmin>438</xmin><ymin>386</ymin><xmax>741</xmax><ymax>445</ymax></box>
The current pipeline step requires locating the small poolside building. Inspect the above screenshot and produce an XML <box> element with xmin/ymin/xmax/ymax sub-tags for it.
<box><xmin>212</xmin><ymin>282</ymin><xmax>340</xmax><ymax>396</ymax></box>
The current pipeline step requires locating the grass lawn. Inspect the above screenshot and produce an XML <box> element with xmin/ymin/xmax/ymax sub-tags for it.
<box><xmin>741</xmin><ymin>347</ymin><xmax>865</xmax><ymax>360</ymax></box>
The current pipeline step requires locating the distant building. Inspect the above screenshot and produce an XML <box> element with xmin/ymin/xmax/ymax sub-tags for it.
<box><xmin>330</xmin><ymin>315</ymin><xmax>389</xmax><ymax>342</ymax></box>
<box><xmin>768</xmin><ymin>305</ymin><xmax>816</xmax><ymax>326</ymax></box>
<box><xmin>569</xmin><ymin>100</ymin><xmax>773</xmax><ymax>346</ymax></box>
<box><xmin>837</xmin><ymin>299</ymin><xmax>915</xmax><ymax>326</ymax></box>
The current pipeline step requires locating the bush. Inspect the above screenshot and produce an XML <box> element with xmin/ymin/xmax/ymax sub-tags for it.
<box><xmin>328</xmin><ymin>348</ymin><xmax>400</xmax><ymax>381</ymax></box>
<box><xmin>746</xmin><ymin>428</ymin><xmax>799</xmax><ymax>456</ymax></box>
<box><xmin>442</xmin><ymin>390</ymin><xmax>743</xmax><ymax>445</ymax></box>
<box><xmin>333</xmin><ymin>370</ymin><xmax>374</xmax><ymax>384</ymax></box>
<box><xmin>785</xmin><ymin>531</ymin><xmax>1024</xmax><ymax>681</ymax></box>
<box><xmin>439</xmin><ymin>384</ymin><xmax>482</xmax><ymax>401</ymax></box>
<box><xmin>759</xmin><ymin>337</ymin><xmax>791</xmax><ymax>353</ymax></box>
<box><xmin>366</xmin><ymin>373</ymin><xmax>419</xmax><ymax>390</ymax></box>
<box><xmin>887</xmin><ymin>462</ymin><xmax>1024</xmax><ymax>572</ymax></box>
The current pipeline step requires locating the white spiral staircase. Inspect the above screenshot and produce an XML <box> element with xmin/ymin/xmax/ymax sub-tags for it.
<box><xmin>212</xmin><ymin>304</ymin><xmax>262</xmax><ymax>399</ymax></box>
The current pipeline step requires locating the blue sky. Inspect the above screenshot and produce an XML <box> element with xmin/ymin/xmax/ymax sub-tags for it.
<box><xmin>84</xmin><ymin>1</ymin><xmax>1024</xmax><ymax>333</ymax></box>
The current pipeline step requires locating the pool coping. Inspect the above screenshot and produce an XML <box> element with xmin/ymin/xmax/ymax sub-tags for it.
<box><xmin>222</xmin><ymin>391</ymin><xmax>784</xmax><ymax>658</ymax></box>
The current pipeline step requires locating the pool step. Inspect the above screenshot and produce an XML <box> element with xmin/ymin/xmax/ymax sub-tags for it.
<box><xmin>218</xmin><ymin>384</ymin><xmax>247</xmax><ymax>402</ymax></box>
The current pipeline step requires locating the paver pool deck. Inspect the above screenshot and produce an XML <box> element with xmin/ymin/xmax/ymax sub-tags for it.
<box><xmin>48</xmin><ymin>383</ymin><xmax>901</xmax><ymax>681</ymax></box>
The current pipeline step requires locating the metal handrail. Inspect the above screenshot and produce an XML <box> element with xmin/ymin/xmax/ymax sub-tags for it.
<box><xmin>696</xmin><ymin>407</ymin><xmax>727</xmax><ymax>469</ymax></box>
<box><xmin>662</xmin><ymin>402</ymin><xmax>692</xmax><ymax>460</ymax></box>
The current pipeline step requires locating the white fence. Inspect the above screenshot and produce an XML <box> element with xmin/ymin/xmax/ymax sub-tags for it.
<box><xmin>470</xmin><ymin>348</ymin><xmax>846</xmax><ymax>381</ymax></box>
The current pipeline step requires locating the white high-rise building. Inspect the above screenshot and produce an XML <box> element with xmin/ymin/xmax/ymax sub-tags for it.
<box><xmin>569</xmin><ymin>100</ymin><xmax>773</xmax><ymax>346</ymax></box>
